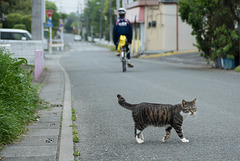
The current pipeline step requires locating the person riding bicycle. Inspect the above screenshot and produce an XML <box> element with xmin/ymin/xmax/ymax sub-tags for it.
<box><xmin>113</xmin><ymin>8</ymin><xmax>133</xmax><ymax>68</ymax></box>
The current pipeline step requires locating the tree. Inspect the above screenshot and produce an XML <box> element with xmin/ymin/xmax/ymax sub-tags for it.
<box><xmin>13</xmin><ymin>24</ymin><xmax>26</xmax><ymax>30</ymax></box>
<box><xmin>64</xmin><ymin>12</ymin><xmax>78</xmax><ymax>33</ymax></box>
<box><xmin>84</xmin><ymin>0</ymin><xmax>103</xmax><ymax>38</ymax></box>
<box><xmin>178</xmin><ymin>0</ymin><xmax>240</xmax><ymax>62</ymax></box>
<box><xmin>20</xmin><ymin>14</ymin><xmax>31</xmax><ymax>32</ymax></box>
<box><xmin>1</xmin><ymin>0</ymin><xmax>31</xmax><ymax>29</ymax></box>
<box><xmin>82</xmin><ymin>0</ymin><xmax>116</xmax><ymax>40</ymax></box>
<box><xmin>103</xmin><ymin>0</ymin><xmax>116</xmax><ymax>41</ymax></box>
<box><xmin>4</xmin><ymin>13</ymin><xmax>22</xmax><ymax>28</ymax></box>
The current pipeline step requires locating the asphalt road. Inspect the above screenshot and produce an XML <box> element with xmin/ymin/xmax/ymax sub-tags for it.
<box><xmin>61</xmin><ymin>34</ymin><xmax>240</xmax><ymax>160</ymax></box>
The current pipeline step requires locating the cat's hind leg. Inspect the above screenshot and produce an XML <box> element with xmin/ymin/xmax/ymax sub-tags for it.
<box><xmin>161</xmin><ymin>126</ymin><xmax>172</xmax><ymax>142</ymax></box>
<box><xmin>135</xmin><ymin>128</ymin><xmax>144</xmax><ymax>144</ymax></box>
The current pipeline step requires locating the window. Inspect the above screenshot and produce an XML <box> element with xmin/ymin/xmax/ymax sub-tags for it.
<box><xmin>1</xmin><ymin>32</ymin><xmax>31</xmax><ymax>40</ymax></box>
<box><xmin>152</xmin><ymin>21</ymin><xmax>156</xmax><ymax>27</ymax></box>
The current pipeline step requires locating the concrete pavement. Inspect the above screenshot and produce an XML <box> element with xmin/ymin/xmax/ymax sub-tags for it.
<box><xmin>0</xmin><ymin>53</ymin><xmax>73</xmax><ymax>161</ymax></box>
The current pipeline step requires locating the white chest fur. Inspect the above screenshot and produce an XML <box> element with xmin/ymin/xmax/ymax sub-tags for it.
<box><xmin>180</xmin><ymin>111</ymin><xmax>189</xmax><ymax>120</ymax></box>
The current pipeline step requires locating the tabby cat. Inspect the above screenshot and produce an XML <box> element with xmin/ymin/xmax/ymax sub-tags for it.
<box><xmin>117</xmin><ymin>94</ymin><xmax>197</xmax><ymax>144</ymax></box>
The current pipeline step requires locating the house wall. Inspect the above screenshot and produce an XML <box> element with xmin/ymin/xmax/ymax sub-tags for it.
<box><xmin>145</xmin><ymin>5</ymin><xmax>163</xmax><ymax>51</ymax></box>
<box><xmin>144</xmin><ymin>3</ymin><xmax>196</xmax><ymax>52</ymax></box>
<box><xmin>162</xmin><ymin>4</ymin><xmax>177</xmax><ymax>50</ymax></box>
<box><xmin>178</xmin><ymin>18</ymin><xmax>196</xmax><ymax>51</ymax></box>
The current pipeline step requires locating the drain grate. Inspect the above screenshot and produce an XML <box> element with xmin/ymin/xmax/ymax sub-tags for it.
<box><xmin>45</xmin><ymin>138</ymin><xmax>54</xmax><ymax>143</ymax></box>
<box><xmin>50</xmin><ymin>104</ymin><xmax>63</xmax><ymax>107</ymax></box>
<box><xmin>49</xmin><ymin>123</ymin><xmax>56</xmax><ymax>127</ymax></box>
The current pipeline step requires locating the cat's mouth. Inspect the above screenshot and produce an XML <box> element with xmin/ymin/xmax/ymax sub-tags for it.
<box><xmin>190</xmin><ymin>110</ymin><xmax>195</xmax><ymax>115</ymax></box>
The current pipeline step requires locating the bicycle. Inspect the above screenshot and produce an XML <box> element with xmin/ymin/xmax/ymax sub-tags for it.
<box><xmin>117</xmin><ymin>35</ymin><xmax>128</xmax><ymax>72</ymax></box>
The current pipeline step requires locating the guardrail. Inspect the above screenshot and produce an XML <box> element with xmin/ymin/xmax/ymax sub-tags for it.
<box><xmin>50</xmin><ymin>39</ymin><xmax>64</xmax><ymax>52</ymax></box>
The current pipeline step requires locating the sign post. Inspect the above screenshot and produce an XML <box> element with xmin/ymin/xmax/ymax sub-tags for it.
<box><xmin>59</xmin><ymin>19</ymin><xmax>64</xmax><ymax>51</ymax></box>
<box><xmin>46</xmin><ymin>10</ymin><xmax>53</xmax><ymax>54</ymax></box>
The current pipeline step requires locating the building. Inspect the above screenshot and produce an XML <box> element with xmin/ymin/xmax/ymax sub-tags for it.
<box><xmin>125</xmin><ymin>0</ymin><xmax>196</xmax><ymax>54</ymax></box>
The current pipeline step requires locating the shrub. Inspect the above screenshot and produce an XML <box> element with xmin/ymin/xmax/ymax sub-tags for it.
<box><xmin>235</xmin><ymin>66</ymin><xmax>240</xmax><ymax>72</ymax></box>
<box><xmin>5</xmin><ymin>13</ymin><xmax>22</xmax><ymax>28</ymax></box>
<box><xmin>13</xmin><ymin>24</ymin><xmax>26</xmax><ymax>30</ymax></box>
<box><xmin>20</xmin><ymin>14</ymin><xmax>32</xmax><ymax>32</ymax></box>
<box><xmin>0</xmin><ymin>47</ymin><xmax>42</xmax><ymax>146</ymax></box>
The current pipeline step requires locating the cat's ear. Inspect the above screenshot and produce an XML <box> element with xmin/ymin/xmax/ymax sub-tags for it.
<box><xmin>182</xmin><ymin>100</ymin><xmax>186</xmax><ymax>106</ymax></box>
<box><xmin>193</xmin><ymin>98</ymin><xmax>197</xmax><ymax>104</ymax></box>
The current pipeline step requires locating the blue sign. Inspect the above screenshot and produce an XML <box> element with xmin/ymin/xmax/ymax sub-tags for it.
<box><xmin>45</xmin><ymin>19</ymin><xmax>53</xmax><ymax>27</ymax></box>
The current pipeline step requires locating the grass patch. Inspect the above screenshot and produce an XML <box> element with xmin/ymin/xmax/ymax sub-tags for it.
<box><xmin>71</xmin><ymin>109</ymin><xmax>79</xmax><ymax>143</ymax></box>
<box><xmin>0</xmin><ymin>47</ymin><xmax>45</xmax><ymax>147</ymax></box>
<box><xmin>71</xmin><ymin>107</ymin><xmax>80</xmax><ymax>159</ymax></box>
<box><xmin>235</xmin><ymin>65</ymin><xmax>240</xmax><ymax>72</ymax></box>
<box><xmin>99</xmin><ymin>44</ymin><xmax>116</xmax><ymax>52</ymax></box>
<box><xmin>72</xmin><ymin>108</ymin><xmax>77</xmax><ymax>121</ymax></box>
<box><xmin>73</xmin><ymin>149</ymin><xmax>80</xmax><ymax>157</ymax></box>
<box><xmin>73</xmin><ymin>128</ymin><xmax>78</xmax><ymax>135</ymax></box>
<box><xmin>73</xmin><ymin>134</ymin><xmax>79</xmax><ymax>143</ymax></box>
<box><xmin>69</xmin><ymin>123</ymin><xmax>77</xmax><ymax>128</ymax></box>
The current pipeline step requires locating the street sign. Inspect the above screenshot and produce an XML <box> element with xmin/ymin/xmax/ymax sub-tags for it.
<box><xmin>45</xmin><ymin>19</ymin><xmax>53</xmax><ymax>27</ymax></box>
<box><xmin>59</xmin><ymin>19</ymin><xmax>64</xmax><ymax>31</ymax></box>
<box><xmin>46</xmin><ymin>10</ymin><xmax>53</xmax><ymax>18</ymax></box>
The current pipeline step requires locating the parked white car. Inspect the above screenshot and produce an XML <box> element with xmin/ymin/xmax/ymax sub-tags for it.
<box><xmin>0</xmin><ymin>28</ymin><xmax>32</xmax><ymax>40</ymax></box>
<box><xmin>74</xmin><ymin>35</ymin><xmax>81</xmax><ymax>41</ymax></box>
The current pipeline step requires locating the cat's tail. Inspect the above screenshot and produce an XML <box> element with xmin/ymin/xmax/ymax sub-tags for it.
<box><xmin>117</xmin><ymin>94</ymin><xmax>135</xmax><ymax>111</ymax></box>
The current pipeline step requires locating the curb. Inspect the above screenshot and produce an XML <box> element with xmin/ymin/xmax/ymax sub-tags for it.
<box><xmin>139</xmin><ymin>50</ymin><xmax>199</xmax><ymax>59</ymax></box>
<box><xmin>57</xmin><ymin>55</ymin><xmax>74</xmax><ymax>161</ymax></box>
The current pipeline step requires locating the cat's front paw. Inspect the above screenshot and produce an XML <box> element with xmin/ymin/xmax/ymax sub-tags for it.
<box><xmin>180</xmin><ymin>138</ymin><xmax>189</xmax><ymax>143</ymax></box>
<box><xmin>161</xmin><ymin>137</ymin><xmax>165</xmax><ymax>142</ymax></box>
<box><xmin>136</xmin><ymin>137</ymin><xmax>144</xmax><ymax>144</ymax></box>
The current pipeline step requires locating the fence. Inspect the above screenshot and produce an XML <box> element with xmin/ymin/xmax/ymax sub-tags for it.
<box><xmin>0</xmin><ymin>40</ymin><xmax>43</xmax><ymax>65</ymax></box>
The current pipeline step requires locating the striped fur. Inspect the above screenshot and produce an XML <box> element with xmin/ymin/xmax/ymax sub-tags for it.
<box><xmin>117</xmin><ymin>94</ymin><xmax>197</xmax><ymax>143</ymax></box>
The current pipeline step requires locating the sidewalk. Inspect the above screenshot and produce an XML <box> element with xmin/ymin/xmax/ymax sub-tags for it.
<box><xmin>0</xmin><ymin>53</ymin><xmax>72</xmax><ymax>161</ymax></box>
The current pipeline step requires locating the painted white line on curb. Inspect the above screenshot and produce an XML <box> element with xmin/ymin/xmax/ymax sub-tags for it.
<box><xmin>57</xmin><ymin>55</ymin><xmax>74</xmax><ymax>161</ymax></box>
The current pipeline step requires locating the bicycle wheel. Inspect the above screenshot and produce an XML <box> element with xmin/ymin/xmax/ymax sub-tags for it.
<box><xmin>122</xmin><ymin>59</ymin><xmax>126</xmax><ymax>72</ymax></box>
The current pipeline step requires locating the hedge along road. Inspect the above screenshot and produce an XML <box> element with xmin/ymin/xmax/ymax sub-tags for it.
<box><xmin>60</xmin><ymin>38</ymin><xmax>240</xmax><ymax>160</ymax></box>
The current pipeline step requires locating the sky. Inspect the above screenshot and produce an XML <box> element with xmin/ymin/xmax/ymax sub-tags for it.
<box><xmin>47</xmin><ymin>0</ymin><xmax>87</xmax><ymax>14</ymax></box>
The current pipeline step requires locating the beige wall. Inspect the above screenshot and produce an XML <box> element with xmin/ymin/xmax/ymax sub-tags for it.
<box><xmin>144</xmin><ymin>5</ymin><xmax>163</xmax><ymax>51</ymax></box>
<box><xmin>144</xmin><ymin>3</ymin><xmax>196</xmax><ymax>52</ymax></box>
<box><xmin>178</xmin><ymin>18</ymin><xmax>196</xmax><ymax>51</ymax></box>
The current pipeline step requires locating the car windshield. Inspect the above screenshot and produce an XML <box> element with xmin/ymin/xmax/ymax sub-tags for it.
<box><xmin>0</xmin><ymin>32</ymin><xmax>31</xmax><ymax>40</ymax></box>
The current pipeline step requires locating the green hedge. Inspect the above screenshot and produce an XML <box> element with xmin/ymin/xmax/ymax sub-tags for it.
<box><xmin>0</xmin><ymin>47</ymin><xmax>43</xmax><ymax>146</ymax></box>
<box><xmin>13</xmin><ymin>24</ymin><xmax>26</xmax><ymax>30</ymax></box>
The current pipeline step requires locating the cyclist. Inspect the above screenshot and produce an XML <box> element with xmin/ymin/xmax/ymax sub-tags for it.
<box><xmin>113</xmin><ymin>8</ymin><xmax>133</xmax><ymax>68</ymax></box>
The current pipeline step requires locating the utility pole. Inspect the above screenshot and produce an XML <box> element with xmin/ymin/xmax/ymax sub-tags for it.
<box><xmin>116</xmin><ymin>0</ymin><xmax>120</xmax><ymax>11</ymax></box>
<box><xmin>100</xmin><ymin>0</ymin><xmax>103</xmax><ymax>40</ymax></box>
<box><xmin>109</xmin><ymin>0</ymin><xmax>113</xmax><ymax>43</ymax></box>
<box><xmin>122</xmin><ymin>0</ymin><xmax>125</xmax><ymax>8</ymax></box>
<box><xmin>77</xmin><ymin>0</ymin><xmax>80</xmax><ymax>35</ymax></box>
<box><xmin>31</xmin><ymin>0</ymin><xmax>45</xmax><ymax>56</ymax></box>
<box><xmin>86</xmin><ymin>9</ymin><xmax>89</xmax><ymax>41</ymax></box>
<box><xmin>31</xmin><ymin>0</ymin><xmax>45</xmax><ymax>40</ymax></box>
